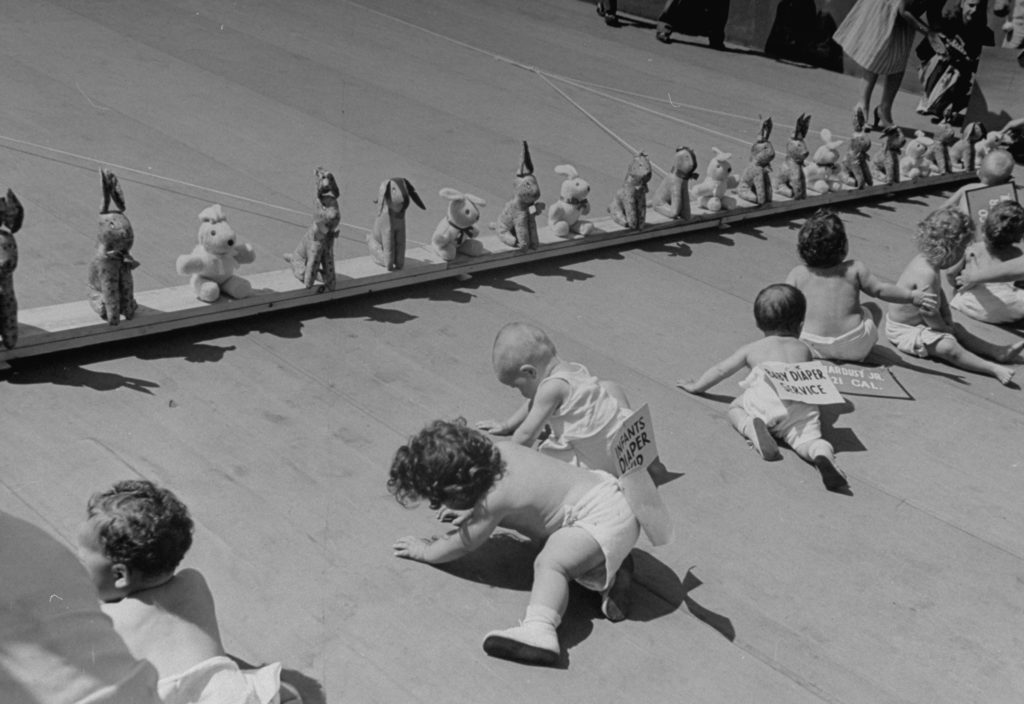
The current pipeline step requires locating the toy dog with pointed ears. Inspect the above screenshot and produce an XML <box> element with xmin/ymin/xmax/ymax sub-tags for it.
<box><xmin>368</xmin><ymin>177</ymin><xmax>425</xmax><ymax>270</ymax></box>
<box><xmin>286</xmin><ymin>167</ymin><xmax>341</xmax><ymax>290</ymax></box>
<box><xmin>651</xmin><ymin>146</ymin><xmax>698</xmax><ymax>220</ymax></box>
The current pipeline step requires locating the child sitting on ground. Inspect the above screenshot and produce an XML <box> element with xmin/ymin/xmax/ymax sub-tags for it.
<box><xmin>677</xmin><ymin>284</ymin><xmax>849</xmax><ymax>492</ymax></box>
<box><xmin>950</xmin><ymin>200</ymin><xmax>1024</xmax><ymax>323</ymax></box>
<box><xmin>886</xmin><ymin>207</ymin><xmax>1024</xmax><ymax>384</ymax></box>
<box><xmin>477</xmin><ymin>322</ymin><xmax>633</xmax><ymax>473</ymax></box>
<box><xmin>942</xmin><ymin>149</ymin><xmax>1017</xmax><ymax>216</ymax></box>
<box><xmin>77</xmin><ymin>480</ymin><xmax>299</xmax><ymax>704</ymax></box>
<box><xmin>390</xmin><ymin>419</ymin><xmax>640</xmax><ymax>666</ymax></box>
<box><xmin>786</xmin><ymin>209</ymin><xmax>938</xmax><ymax>362</ymax></box>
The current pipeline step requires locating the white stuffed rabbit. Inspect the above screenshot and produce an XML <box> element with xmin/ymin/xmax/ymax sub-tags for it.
<box><xmin>547</xmin><ymin>164</ymin><xmax>594</xmax><ymax>238</ymax></box>
<box><xmin>805</xmin><ymin>129</ymin><xmax>845</xmax><ymax>194</ymax></box>
<box><xmin>691</xmin><ymin>147</ymin><xmax>737</xmax><ymax>212</ymax></box>
<box><xmin>432</xmin><ymin>188</ymin><xmax>486</xmax><ymax>261</ymax></box>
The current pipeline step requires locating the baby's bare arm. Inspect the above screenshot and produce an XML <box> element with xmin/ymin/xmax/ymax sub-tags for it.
<box><xmin>857</xmin><ymin>261</ymin><xmax>938</xmax><ymax>312</ymax></box>
<box><xmin>510</xmin><ymin>379</ymin><xmax>566</xmax><ymax>446</ymax></box>
<box><xmin>677</xmin><ymin>345</ymin><xmax>750</xmax><ymax>394</ymax></box>
<box><xmin>394</xmin><ymin>508</ymin><xmax>502</xmax><ymax>564</ymax></box>
<box><xmin>477</xmin><ymin>399</ymin><xmax>530</xmax><ymax>435</ymax></box>
<box><xmin>958</xmin><ymin>255</ymin><xmax>1024</xmax><ymax>286</ymax></box>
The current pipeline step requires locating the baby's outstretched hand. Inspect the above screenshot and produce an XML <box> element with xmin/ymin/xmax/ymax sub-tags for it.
<box><xmin>436</xmin><ymin>506</ymin><xmax>473</xmax><ymax>526</ymax></box>
<box><xmin>393</xmin><ymin>536</ymin><xmax>431</xmax><ymax>561</ymax></box>
<box><xmin>475</xmin><ymin>419</ymin><xmax>509</xmax><ymax>435</ymax></box>
<box><xmin>675</xmin><ymin>379</ymin><xmax>700</xmax><ymax>394</ymax></box>
<box><xmin>912</xmin><ymin>290</ymin><xmax>939</xmax><ymax>315</ymax></box>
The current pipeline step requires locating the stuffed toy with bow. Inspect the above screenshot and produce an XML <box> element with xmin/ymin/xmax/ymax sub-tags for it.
<box><xmin>899</xmin><ymin>130</ymin><xmax>935</xmax><ymax>181</ymax></box>
<box><xmin>691</xmin><ymin>147</ymin><xmax>738</xmax><ymax>212</ymax></box>
<box><xmin>547</xmin><ymin>165</ymin><xmax>594</xmax><ymax>237</ymax></box>
<box><xmin>88</xmin><ymin>169</ymin><xmax>139</xmax><ymax>325</ymax></box>
<box><xmin>368</xmin><ymin>177</ymin><xmax>425</xmax><ymax>270</ymax></box>
<box><xmin>805</xmin><ymin>129</ymin><xmax>845</xmax><ymax>193</ymax></box>
<box><xmin>432</xmin><ymin>188</ymin><xmax>486</xmax><ymax>261</ymax></box>
<box><xmin>493</xmin><ymin>141</ymin><xmax>545</xmax><ymax>250</ymax></box>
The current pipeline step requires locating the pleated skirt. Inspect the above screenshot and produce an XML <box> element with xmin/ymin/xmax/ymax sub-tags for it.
<box><xmin>833</xmin><ymin>0</ymin><xmax>916</xmax><ymax>75</ymax></box>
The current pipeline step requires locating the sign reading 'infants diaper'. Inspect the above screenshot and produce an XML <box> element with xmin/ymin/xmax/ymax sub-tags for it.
<box><xmin>612</xmin><ymin>404</ymin><xmax>656</xmax><ymax>476</ymax></box>
<box><xmin>761</xmin><ymin>361</ymin><xmax>844</xmax><ymax>405</ymax></box>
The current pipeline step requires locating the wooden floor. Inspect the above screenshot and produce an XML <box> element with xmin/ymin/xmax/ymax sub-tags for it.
<box><xmin>2</xmin><ymin>1</ymin><xmax>1023</xmax><ymax>702</ymax></box>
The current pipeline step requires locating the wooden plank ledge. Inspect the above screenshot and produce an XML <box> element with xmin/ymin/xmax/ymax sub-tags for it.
<box><xmin>1</xmin><ymin>170</ymin><xmax>974</xmax><ymax>366</ymax></box>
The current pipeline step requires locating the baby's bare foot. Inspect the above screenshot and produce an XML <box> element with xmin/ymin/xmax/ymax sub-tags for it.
<box><xmin>997</xmin><ymin>340</ymin><xmax>1024</xmax><ymax>363</ymax></box>
<box><xmin>993</xmin><ymin>365</ymin><xmax>1016</xmax><ymax>386</ymax></box>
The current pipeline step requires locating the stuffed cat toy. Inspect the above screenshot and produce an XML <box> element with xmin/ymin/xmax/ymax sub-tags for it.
<box><xmin>493</xmin><ymin>141</ymin><xmax>545</xmax><ymax>250</ymax></box>
<box><xmin>88</xmin><ymin>169</ymin><xmax>139</xmax><ymax>326</ymax></box>
<box><xmin>736</xmin><ymin>116</ymin><xmax>775</xmax><ymax>205</ymax></box>
<box><xmin>608</xmin><ymin>152</ymin><xmax>653</xmax><ymax>229</ymax></box>
<box><xmin>547</xmin><ymin>165</ymin><xmax>594</xmax><ymax>237</ymax></box>
<box><xmin>176</xmin><ymin>204</ymin><xmax>255</xmax><ymax>302</ymax></box>
<box><xmin>432</xmin><ymin>188</ymin><xmax>486</xmax><ymax>261</ymax></box>
<box><xmin>776</xmin><ymin>113</ymin><xmax>811</xmax><ymax>200</ymax></box>
<box><xmin>285</xmin><ymin>167</ymin><xmax>341</xmax><ymax>290</ymax></box>
<box><xmin>691</xmin><ymin>147</ymin><xmax>738</xmax><ymax>212</ymax></box>
<box><xmin>842</xmin><ymin>107</ymin><xmax>873</xmax><ymax>190</ymax></box>
<box><xmin>368</xmin><ymin>177</ymin><xmax>424</xmax><ymax>270</ymax></box>
<box><xmin>650</xmin><ymin>146</ymin><xmax>698</xmax><ymax>220</ymax></box>
<box><xmin>0</xmin><ymin>189</ymin><xmax>24</xmax><ymax>349</ymax></box>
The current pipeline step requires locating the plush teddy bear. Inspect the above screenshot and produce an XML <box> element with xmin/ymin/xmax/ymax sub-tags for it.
<box><xmin>176</xmin><ymin>204</ymin><xmax>255</xmax><ymax>302</ymax></box>
<box><xmin>691</xmin><ymin>147</ymin><xmax>738</xmax><ymax>212</ymax></box>
<box><xmin>805</xmin><ymin>128</ymin><xmax>845</xmax><ymax>194</ymax></box>
<box><xmin>432</xmin><ymin>188</ymin><xmax>486</xmax><ymax>261</ymax></box>
<box><xmin>776</xmin><ymin>114</ymin><xmax>811</xmax><ymax>200</ymax></box>
<box><xmin>951</xmin><ymin>121</ymin><xmax>986</xmax><ymax>172</ymax></box>
<box><xmin>926</xmin><ymin>107</ymin><xmax>959</xmax><ymax>175</ymax></box>
<box><xmin>88</xmin><ymin>169</ymin><xmax>139</xmax><ymax>326</ymax></box>
<box><xmin>736</xmin><ymin>116</ymin><xmax>775</xmax><ymax>205</ymax></box>
<box><xmin>0</xmin><ymin>189</ymin><xmax>24</xmax><ymax>349</ymax></box>
<box><xmin>493</xmin><ymin>141</ymin><xmax>545</xmax><ymax>250</ymax></box>
<box><xmin>899</xmin><ymin>130</ymin><xmax>935</xmax><ymax>181</ymax></box>
<box><xmin>285</xmin><ymin>167</ymin><xmax>341</xmax><ymax>290</ymax></box>
<box><xmin>608</xmin><ymin>152</ymin><xmax>653</xmax><ymax>229</ymax></box>
<box><xmin>871</xmin><ymin>125</ymin><xmax>906</xmax><ymax>185</ymax></box>
<box><xmin>842</xmin><ymin>107</ymin><xmax>873</xmax><ymax>190</ymax></box>
<box><xmin>650</xmin><ymin>146</ymin><xmax>698</xmax><ymax>220</ymax></box>
<box><xmin>547</xmin><ymin>164</ymin><xmax>594</xmax><ymax>238</ymax></box>
<box><xmin>368</xmin><ymin>177</ymin><xmax>425</xmax><ymax>270</ymax></box>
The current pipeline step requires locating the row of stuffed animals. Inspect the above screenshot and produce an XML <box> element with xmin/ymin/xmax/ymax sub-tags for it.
<box><xmin>0</xmin><ymin>107</ymin><xmax>1004</xmax><ymax>350</ymax></box>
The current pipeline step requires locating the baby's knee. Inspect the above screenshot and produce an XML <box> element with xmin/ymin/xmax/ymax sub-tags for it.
<box><xmin>930</xmin><ymin>335</ymin><xmax>963</xmax><ymax>360</ymax></box>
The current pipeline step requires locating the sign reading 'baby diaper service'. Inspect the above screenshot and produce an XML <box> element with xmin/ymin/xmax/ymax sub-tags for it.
<box><xmin>760</xmin><ymin>361</ymin><xmax>845</xmax><ymax>405</ymax></box>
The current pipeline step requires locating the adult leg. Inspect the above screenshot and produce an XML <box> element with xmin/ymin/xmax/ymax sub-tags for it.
<box><xmin>656</xmin><ymin>0</ymin><xmax>679</xmax><ymax>42</ymax></box>
<box><xmin>878</xmin><ymin>70</ymin><xmax>905</xmax><ymax>126</ymax></box>
<box><xmin>483</xmin><ymin>527</ymin><xmax>605</xmax><ymax>665</ymax></box>
<box><xmin>858</xmin><ymin>70</ymin><xmax>880</xmax><ymax>126</ymax></box>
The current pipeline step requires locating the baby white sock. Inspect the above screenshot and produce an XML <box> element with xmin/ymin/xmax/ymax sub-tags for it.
<box><xmin>524</xmin><ymin>604</ymin><xmax>561</xmax><ymax>631</ymax></box>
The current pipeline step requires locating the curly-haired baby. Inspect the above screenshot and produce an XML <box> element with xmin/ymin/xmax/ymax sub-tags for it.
<box><xmin>950</xmin><ymin>200</ymin><xmax>1024</xmax><ymax>323</ymax></box>
<box><xmin>786</xmin><ymin>209</ymin><xmax>937</xmax><ymax>361</ymax></box>
<box><xmin>886</xmin><ymin>207</ymin><xmax>1024</xmax><ymax>384</ymax></box>
<box><xmin>389</xmin><ymin>418</ymin><xmax>640</xmax><ymax>666</ymax></box>
<box><xmin>78</xmin><ymin>480</ymin><xmax>298</xmax><ymax>704</ymax></box>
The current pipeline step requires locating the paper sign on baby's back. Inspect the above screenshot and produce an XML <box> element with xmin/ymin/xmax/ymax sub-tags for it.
<box><xmin>820</xmin><ymin>363</ymin><xmax>910</xmax><ymax>399</ymax></box>
<box><xmin>611</xmin><ymin>404</ymin><xmax>674</xmax><ymax>547</ymax></box>
<box><xmin>964</xmin><ymin>182</ymin><xmax>1019</xmax><ymax>230</ymax></box>
<box><xmin>761</xmin><ymin>361</ymin><xmax>844</xmax><ymax>405</ymax></box>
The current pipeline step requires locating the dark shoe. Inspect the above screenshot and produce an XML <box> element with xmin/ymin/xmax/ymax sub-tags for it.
<box><xmin>708</xmin><ymin>37</ymin><xmax>726</xmax><ymax>50</ymax></box>
<box><xmin>748</xmin><ymin>418</ymin><xmax>781</xmax><ymax>461</ymax></box>
<box><xmin>870</xmin><ymin>106</ymin><xmax>883</xmax><ymax>131</ymax></box>
<box><xmin>604</xmin><ymin>14</ymin><xmax>620</xmax><ymax>26</ymax></box>
<box><xmin>813</xmin><ymin>456</ymin><xmax>849</xmax><ymax>493</ymax></box>
<box><xmin>656</xmin><ymin>30</ymin><xmax>671</xmax><ymax>43</ymax></box>
<box><xmin>596</xmin><ymin>2</ymin><xmax>606</xmax><ymax>17</ymax></box>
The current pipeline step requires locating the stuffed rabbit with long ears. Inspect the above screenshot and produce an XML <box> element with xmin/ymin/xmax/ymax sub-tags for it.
<box><xmin>432</xmin><ymin>188</ymin><xmax>486</xmax><ymax>261</ymax></box>
<box><xmin>805</xmin><ymin>129</ymin><xmax>845</xmax><ymax>194</ymax></box>
<box><xmin>736</xmin><ymin>116</ymin><xmax>775</xmax><ymax>205</ymax></box>
<box><xmin>842</xmin><ymin>107</ymin><xmax>873</xmax><ymax>190</ymax></box>
<box><xmin>368</xmin><ymin>177</ymin><xmax>424</xmax><ymax>270</ymax></box>
<box><xmin>651</xmin><ymin>146</ymin><xmax>698</xmax><ymax>220</ymax></box>
<box><xmin>872</xmin><ymin>126</ymin><xmax>906</xmax><ymax>185</ymax></box>
<box><xmin>493</xmin><ymin>141</ymin><xmax>545</xmax><ymax>250</ymax></box>
<box><xmin>285</xmin><ymin>167</ymin><xmax>341</xmax><ymax>290</ymax></box>
<box><xmin>608</xmin><ymin>152</ymin><xmax>653</xmax><ymax>230</ymax></box>
<box><xmin>88</xmin><ymin>169</ymin><xmax>139</xmax><ymax>326</ymax></box>
<box><xmin>547</xmin><ymin>165</ymin><xmax>594</xmax><ymax>238</ymax></box>
<box><xmin>691</xmin><ymin>147</ymin><xmax>738</xmax><ymax>212</ymax></box>
<box><xmin>0</xmin><ymin>189</ymin><xmax>24</xmax><ymax>349</ymax></box>
<box><xmin>926</xmin><ymin>106</ymin><xmax>959</xmax><ymax>175</ymax></box>
<box><xmin>776</xmin><ymin>114</ymin><xmax>811</xmax><ymax>200</ymax></box>
<box><xmin>951</xmin><ymin>121</ymin><xmax>986</xmax><ymax>172</ymax></box>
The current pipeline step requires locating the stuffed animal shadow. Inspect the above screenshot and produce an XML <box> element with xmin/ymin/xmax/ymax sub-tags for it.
<box><xmin>368</xmin><ymin>177</ymin><xmax>425</xmax><ymax>270</ymax></box>
<box><xmin>736</xmin><ymin>116</ymin><xmax>775</xmax><ymax>205</ymax></box>
<box><xmin>650</xmin><ymin>146</ymin><xmax>698</xmax><ymax>220</ymax></box>
<box><xmin>0</xmin><ymin>189</ymin><xmax>25</xmax><ymax>349</ymax></box>
<box><xmin>88</xmin><ymin>169</ymin><xmax>139</xmax><ymax>326</ymax></box>
<box><xmin>547</xmin><ymin>165</ymin><xmax>594</xmax><ymax>238</ymax></box>
<box><xmin>492</xmin><ymin>141</ymin><xmax>545</xmax><ymax>250</ymax></box>
<box><xmin>776</xmin><ymin>113</ymin><xmax>811</xmax><ymax>200</ymax></box>
<box><xmin>285</xmin><ymin>167</ymin><xmax>341</xmax><ymax>290</ymax></box>
<box><xmin>433</xmin><ymin>188</ymin><xmax>486</xmax><ymax>261</ymax></box>
<box><xmin>608</xmin><ymin>152</ymin><xmax>653</xmax><ymax>230</ymax></box>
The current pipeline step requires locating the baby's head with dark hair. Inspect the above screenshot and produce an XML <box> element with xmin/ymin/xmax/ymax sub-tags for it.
<box><xmin>916</xmin><ymin>207</ymin><xmax>973</xmax><ymax>268</ymax></box>
<box><xmin>797</xmin><ymin>208</ymin><xmax>848</xmax><ymax>268</ymax></box>
<box><xmin>983</xmin><ymin>200</ymin><xmax>1024</xmax><ymax>251</ymax></box>
<box><xmin>86</xmin><ymin>480</ymin><xmax>194</xmax><ymax>579</ymax></box>
<box><xmin>754</xmin><ymin>283</ymin><xmax>806</xmax><ymax>336</ymax></box>
<box><xmin>388</xmin><ymin>418</ymin><xmax>506</xmax><ymax>511</ymax></box>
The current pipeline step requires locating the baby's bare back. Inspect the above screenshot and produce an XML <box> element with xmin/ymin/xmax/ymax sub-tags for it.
<box><xmin>492</xmin><ymin>442</ymin><xmax>604</xmax><ymax>541</ymax></box>
<box><xmin>745</xmin><ymin>335</ymin><xmax>814</xmax><ymax>368</ymax></box>
<box><xmin>791</xmin><ymin>263</ymin><xmax>865</xmax><ymax>337</ymax></box>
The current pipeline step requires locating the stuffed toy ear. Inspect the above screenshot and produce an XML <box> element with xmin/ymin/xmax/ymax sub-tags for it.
<box><xmin>794</xmin><ymin>114</ymin><xmax>811</xmax><ymax>140</ymax></box>
<box><xmin>758</xmin><ymin>116</ymin><xmax>773</xmax><ymax>142</ymax></box>
<box><xmin>554</xmin><ymin>164</ymin><xmax>577</xmax><ymax>179</ymax></box>
<box><xmin>465</xmin><ymin>193</ymin><xmax>486</xmax><ymax>207</ymax></box>
<box><xmin>439</xmin><ymin>187</ymin><xmax>463</xmax><ymax>201</ymax></box>
<box><xmin>100</xmin><ymin>169</ymin><xmax>126</xmax><ymax>214</ymax></box>
<box><xmin>198</xmin><ymin>204</ymin><xmax>226</xmax><ymax>224</ymax></box>
<box><xmin>403</xmin><ymin>179</ymin><xmax>425</xmax><ymax>209</ymax></box>
<box><xmin>0</xmin><ymin>189</ymin><xmax>23</xmax><ymax>234</ymax></box>
<box><xmin>516</xmin><ymin>141</ymin><xmax>534</xmax><ymax>177</ymax></box>
<box><xmin>852</xmin><ymin>106</ymin><xmax>866</xmax><ymax>133</ymax></box>
<box><xmin>376</xmin><ymin>179</ymin><xmax>390</xmax><ymax>217</ymax></box>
